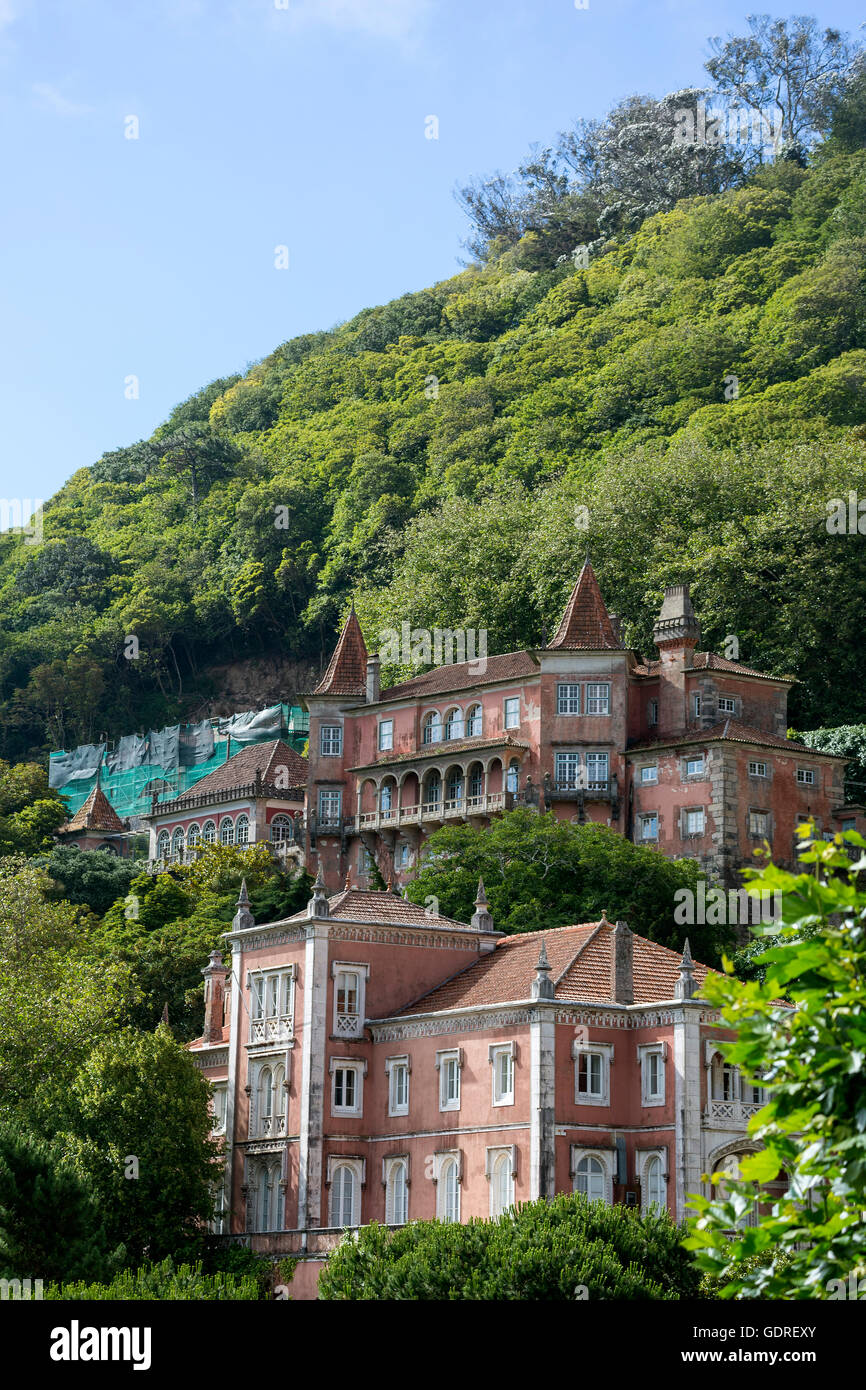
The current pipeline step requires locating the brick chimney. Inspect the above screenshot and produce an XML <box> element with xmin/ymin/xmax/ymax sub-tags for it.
<box><xmin>610</xmin><ymin>919</ymin><xmax>634</xmax><ymax>1005</ymax></box>
<box><xmin>653</xmin><ymin>584</ymin><xmax>701</xmax><ymax>736</ymax></box>
<box><xmin>202</xmin><ymin>948</ymin><xmax>227</xmax><ymax>1043</ymax></box>
<box><xmin>366</xmin><ymin>654</ymin><xmax>381</xmax><ymax>704</ymax></box>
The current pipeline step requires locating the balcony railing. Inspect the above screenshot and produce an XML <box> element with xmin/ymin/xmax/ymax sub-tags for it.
<box><xmin>705</xmin><ymin>1099</ymin><xmax>765</xmax><ymax>1126</ymax></box>
<box><xmin>250</xmin><ymin>1014</ymin><xmax>294</xmax><ymax>1045</ymax></box>
<box><xmin>355</xmin><ymin>791</ymin><xmax>508</xmax><ymax>833</ymax></box>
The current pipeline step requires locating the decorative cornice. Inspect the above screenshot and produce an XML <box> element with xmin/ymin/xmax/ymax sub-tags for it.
<box><xmin>327</xmin><ymin>923</ymin><xmax>483</xmax><ymax>951</ymax></box>
<box><xmin>223</xmin><ymin>925</ymin><xmax>311</xmax><ymax>949</ymax></box>
<box><xmin>189</xmin><ymin>1047</ymin><xmax>229</xmax><ymax>1069</ymax></box>
<box><xmin>371</xmin><ymin>1008</ymin><xmax>535</xmax><ymax>1042</ymax></box>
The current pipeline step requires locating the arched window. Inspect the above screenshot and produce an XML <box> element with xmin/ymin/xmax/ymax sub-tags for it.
<box><xmin>491</xmin><ymin>1153</ymin><xmax>514</xmax><ymax>1218</ymax></box>
<box><xmin>270</xmin><ymin>814</ymin><xmax>293</xmax><ymax>843</ymax></box>
<box><xmin>380</xmin><ymin>782</ymin><xmax>393</xmax><ymax>814</ymax></box>
<box><xmin>506</xmin><ymin>759</ymin><xmax>520</xmax><ymax>795</ymax></box>
<box><xmin>574</xmin><ymin>1155</ymin><xmax>607</xmax><ymax>1203</ymax></box>
<box><xmin>257</xmin><ymin>1166</ymin><xmax>270</xmax><ymax>1233</ymax></box>
<box><xmin>643</xmin><ymin>1156</ymin><xmax>664</xmax><ymax>1212</ymax></box>
<box><xmin>260</xmin><ymin>1067</ymin><xmax>273</xmax><ymax>1135</ymax></box>
<box><xmin>424</xmin><ymin>771</ymin><xmax>441</xmax><ymax>808</ymax></box>
<box><xmin>444</xmin><ymin>708</ymin><xmax>462</xmax><ymax>740</ymax></box>
<box><xmin>385</xmin><ymin>1160</ymin><xmax>408</xmax><ymax>1225</ymax></box>
<box><xmin>235</xmin><ymin>814</ymin><xmax>249</xmax><ymax>846</ymax></box>
<box><xmin>330</xmin><ymin>1164</ymin><xmax>358</xmax><ymax>1228</ymax></box>
<box><xmin>439</xmin><ymin>1157</ymin><xmax>460</xmax><ymax>1223</ymax></box>
<box><xmin>157</xmin><ymin>830</ymin><xmax>170</xmax><ymax>859</ymax></box>
<box><xmin>468</xmin><ymin>764</ymin><xmax>484</xmax><ymax>800</ymax></box>
<box><xmin>187</xmin><ymin>823</ymin><xmax>201</xmax><ymax>848</ymax></box>
<box><xmin>220</xmin><ymin>817</ymin><xmax>235</xmax><ymax>846</ymax></box>
<box><xmin>422</xmin><ymin>712</ymin><xmax>442</xmax><ymax>745</ymax></box>
<box><xmin>172</xmin><ymin>827</ymin><xmax>185</xmax><ymax>859</ymax></box>
<box><xmin>446</xmin><ymin>769</ymin><xmax>463</xmax><ymax>805</ymax></box>
<box><xmin>273</xmin><ymin>1064</ymin><xmax>286</xmax><ymax>1132</ymax></box>
<box><xmin>466</xmin><ymin>704</ymin><xmax>483</xmax><ymax>738</ymax></box>
<box><xmin>202</xmin><ymin>820</ymin><xmax>216</xmax><ymax>845</ymax></box>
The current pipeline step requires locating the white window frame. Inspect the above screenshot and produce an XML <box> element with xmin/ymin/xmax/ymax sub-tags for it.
<box><xmin>749</xmin><ymin>760</ymin><xmax>769</xmax><ymax>778</ymax></box>
<box><xmin>332</xmin><ymin>960</ymin><xmax>369</xmax><ymax>1038</ymax></box>
<box><xmin>327</xmin><ymin>1156</ymin><xmax>364</xmax><ymax>1228</ymax></box>
<box><xmin>504</xmin><ymin>696</ymin><xmax>520</xmax><ymax>730</ymax></box>
<box><xmin>219</xmin><ymin>816</ymin><xmax>235</xmax><ymax>845</ymax></box>
<box><xmin>693</xmin><ymin>693</ymin><xmax>702</xmax><ymax>718</ymax></box>
<box><xmin>422</xmin><ymin>710</ymin><xmax>442</xmax><ymax>745</ymax></box>
<box><xmin>433</xmin><ymin>1150</ymin><xmax>462</xmax><ymax>1222</ymax></box>
<box><xmin>683</xmin><ymin>806</ymin><xmax>706</xmax><ymax>837</ymax></box>
<box><xmin>572</xmin><ymin>1040</ymin><xmax>613</xmax><ymax>1107</ymax></box>
<box><xmin>489</xmin><ymin>1041</ymin><xmax>516</xmax><ymax>1107</ymax></box>
<box><xmin>320</xmin><ymin>724</ymin><xmax>343</xmax><ymax>756</ymax></box>
<box><xmin>718</xmin><ymin>696</ymin><xmax>736</xmax><ymax>714</ymax></box>
<box><xmin>638</xmin><ymin>1042</ymin><xmax>666</xmax><ymax>1106</ymax></box>
<box><xmin>486</xmin><ymin>1146</ymin><xmax>517</xmax><ymax>1218</ymax></box>
<box><xmin>378</xmin><ymin>718</ymin><xmax>394</xmax><ymax>752</ymax></box>
<box><xmin>637</xmin><ymin>1147</ymin><xmax>667</xmax><ymax>1213</ymax></box>
<box><xmin>210</xmin><ymin>1081</ymin><xmax>227</xmax><ymax>1135</ymax></box>
<box><xmin>329</xmin><ymin>1057</ymin><xmax>367</xmax><ymax>1116</ymax></box>
<box><xmin>466</xmin><ymin>703</ymin><xmax>483</xmax><ymax>738</ymax></box>
<box><xmin>570</xmin><ymin>1147</ymin><xmax>613</xmax><ymax>1204</ymax></box>
<box><xmin>385</xmin><ymin>1055</ymin><xmax>410</xmax><ymax>1116</ymax></box>
<box><xmin>684</xmin><ymin>755</ymin><xmax>705</xmax><ymax>777</ymax></box>
<box><xmin>557</xmin><ymin>683</ymin><xmax>581</xmax><ymax>716</ymax></box>
<box><xmin>436</xmin><ymin>1047</ymin><xmax>462</xmax><ymax>1112</ymax></box>
<box><xmin>318</xmin><ymin>788</ymin><xmax>342</xmax><ymax>825</ymax></box>
<box><xmin>383</xmin><ymin>1155</ymin><xmax>409</xmax><ymax>1225</ymax></box>
<box><xmin>749</xmin><ymin>809</ymin><xmax>770</xmax><ymax>837</ymax></box>
<box><xmin>248</xmin><ymin>965</ymin><xmax>295</xmax><ymax>1044</ymax></box>
<box><xmin>640</xmin><ymin>763</ymin><xmax>658</xmax><ymax>784</ymax></box>
<box><xmin>585</xmin><ymin>682</ymin><xmax>610</xmax><ymax>716</ymax></box>
<box><xmin>797</xmin><ymin>767</ymin><xmax>816</xmax><ymax>786</ymax></box>
<box><xmin>638</xmin><ymin>812</ymin><xmax>658</xmax><ymax>842</ymax></box>
<box><xmin>202</xmin><ymin>819</ymin><xmax>216</xmax><ymax>844</ymax></box>
<box><xmin>586</xmin><ymin>750</ymin><xmax>608</xmax><ymax>790</ymax></box>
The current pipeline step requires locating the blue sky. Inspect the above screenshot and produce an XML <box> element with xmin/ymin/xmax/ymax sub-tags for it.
<box><xmin>1</xmin><ymin>0</ymin><xmax>863</xmax><ymax>506</ymax></box>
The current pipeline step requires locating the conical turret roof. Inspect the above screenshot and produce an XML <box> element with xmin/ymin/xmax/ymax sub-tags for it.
<box><xmin>548</xmin><ymin>561</ymin><xmax>619</xmax><ymax>650</ymax></box>
<box><xmin>313</xmin><ymin>605</ymin><xmax>369</xmax><ymax>697</ymax></box>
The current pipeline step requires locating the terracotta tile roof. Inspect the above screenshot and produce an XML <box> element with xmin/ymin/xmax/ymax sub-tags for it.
<box><xmin>395</xmin><ymin>919</ymin><xmax>711</xmax><ymax>1015</ymax></box>
<box><xmin>314</xmin><ymin>608</ymin><xmax>369</xmax><ymax>697</ymax></box>
<box><xmin>548</xmin><ymin>562</ymin><xmax>620</xmax><ymax>650</ymax></box>
<box><xmin>172</xmin><ymin>740</ymin><xmax>308</xmax><ymax>805</ymax></box>
<box><xmin>380</xmin><ymin>650</ymin><xmax>539</xmax><ymax>702</ymax></box>
<box><xmin>349</xmin><ymin>734</ymin><xmax>530</xmax><ymax>772</ymax></box>
<box><xmin>632</xmin><ymin>652</ymin><xmax>791</xmax><ymax>682</ymax></box>
<box><xmin>627</xmin><ymin>720</ymin><xmax>848</xmax><ymax>758</ymax></box>
<box><xmin>62</xmin><ymin>785</ymin><xmax>127</xmax><ymax>833</ymax></box>
<box><xmin>282</xmin><ymin>888</ymin><xmax>482</xmax><ymax>933</ymax></box>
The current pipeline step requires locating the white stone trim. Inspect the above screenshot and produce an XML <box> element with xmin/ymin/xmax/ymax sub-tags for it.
<box><xmin>635</xmin><ymin>1145</ymin><xmax>669</xmax><ymax>1212</ymax></box>
<box><xmin>435</xmin><ymin>1047</ymin><xmax>463</xmax><ymax>1112</ymax></box>
<box><xmin>384</xmin><ymin>1054</ymin><xmax>410</xmax><ymax>1117</ymax></box>
<box><xmin>637</xmin><ymin>1042</ymin><xmax>667</xmax><ymax>1106</ymax></box>
<box><xmin>572</xmin><ymin>1040</ymin><xmax>614</xmax><ymax>1107</ymax></box>
<box><xmin>329</xmin><ymin>1057</ymin><xmax>366</xmax><ymax>1117</ymax></box>
<box><xmin>569</xmin><ymin>1145</ymin><xmax>615</xmax><ymax>1203</ymax></box>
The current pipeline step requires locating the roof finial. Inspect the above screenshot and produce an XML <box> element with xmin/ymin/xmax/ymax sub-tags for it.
<box><xmin>600</xmin><ymin>908</ymin><xmax>610</xmax><ymax>926</ymax></box>
<box><xmin>345</xmin><ymin>869</ymin><xmax>351</xmax><ymax>890</ymax></box>
<box><xmin>471</xmin><ymin>878</ymin><xmax>494</xmax><ymax>932</ymax></box>
<box><xmin>475</xmin><ymin>877</ymin><xmax>488</xmax><ymax>907</ymax></box>
<box><xmin>237</xmin><ymin>878</ymin><xmax>250</xmax><ymax>907</ymax></box>
<box><xmin>308</xmin><ymin>861</ymin><xmax>330</xmax><ymax>919</ymax></box>
<box><xmin>675</xmin><ymin>936</ymin><xmax>697</xmax><ymax>1000</ymax></box>
<box><xmin>532</xmin><ymin>936</ymin><xmax>555</xmax><ymax>1000</ymax></box>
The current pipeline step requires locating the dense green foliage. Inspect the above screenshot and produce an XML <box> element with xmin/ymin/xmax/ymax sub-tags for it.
<box><xmin>0</xmin><ymin>1126</ymin><xmax>117</xmax><ymax>1284</ymax></box>
<box><xmin>0</xmin><ymin>760</ymin><xmax>66</xmax><ymax>856</ymax></box>
<box><xmin>686</xmin><ymin>824</ymin><xmax>866</xmax><ymax>1298</ymax></box>
<box><xmin>404</xmin><ymin>809</ymin><xmax>729</xmax><ymax>962</ymax></box>
<box><xmin>319</xmin><ymin>1193</ymin><xmax>701</xmax><ymax>1300</ymax></box>
<box><xmin>3</xmin><ymin>104</ymin><xmax>866</xmax><ymax>757</ymax></box>
<box><xmin>44</xmin><ymin>1258</ymin><xmax>266</xmax><ymax>1301</ymax></box>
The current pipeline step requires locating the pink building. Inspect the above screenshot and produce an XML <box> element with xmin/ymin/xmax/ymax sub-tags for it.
<box><xmin>302</xmin><ymin>564</ymin><xmax>853</xmax><ymax>900</ymax></box>
<box><xmin>190</xmin><ymin>877</ymin><xmax>777</xmax><ymax>1300</ymax></box>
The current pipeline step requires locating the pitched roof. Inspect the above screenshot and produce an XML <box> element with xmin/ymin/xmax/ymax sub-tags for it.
<box><xmin>380</xmin><ymin>651</ymin><xmax>539</xmax><ymax>702</ymax></box>
<box><xmin>172</xmin><ymin>739</ymin><xmax>308</xmax><ymax>805</ymax></box>
<box><xmin>548</xmin><ymin>562</ymin><xmax>620</xmax><ymax>650</ymax></box>
<box><xmin>62</xmin><ymin>784</ymin><xmax>127</xmax><ymax>833</ymax></box>
<box><xmin>281</xmin><ymin>887</ymin><xmax>484</xmax><ymax>933</ymax></box>
<box><xmin>632</xmin><ymin>652</ymin><xmax>792</xmax><ymax>682</ymax></box>
<box><xmin>627</xmin><ymin>720</ymin><xmax>848</xmax><ymax>758</ymax></box>
<box><xmin>395</xmin><ymin>918</ymin><xmax>711</xmax><ymax>1015</ymax></box>
<box><xmin>313</xmin><ymin>608</ymin><xmax>368</xmax><ymax>697</ymax></box>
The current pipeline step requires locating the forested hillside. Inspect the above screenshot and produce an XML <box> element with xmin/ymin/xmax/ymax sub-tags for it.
<box><xmin>3</xmin><ymin>64</ymin><xmax>866</xmax><ymax>761</ymax></box>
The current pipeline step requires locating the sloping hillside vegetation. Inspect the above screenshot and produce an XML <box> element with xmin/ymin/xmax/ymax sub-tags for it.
<box><xmin>2</xmin><ymin>105</ymin><xmax>866</xmax><ymax>759</ymax></box>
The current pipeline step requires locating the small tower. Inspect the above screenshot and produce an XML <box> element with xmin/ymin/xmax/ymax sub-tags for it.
<box><xmin>233</xmin><ymin>879</ymin><xmax>255</xmax><ymax>933</ymax></box>
<box><xmin>675</xmin><ymin>937</ymin><xmax>697</xmax><ymax>1000</ymax></box>
<box><xmin>202</xmin><ymin>948</ymin><xmax>227</xmax><ymax>1043</ymax></box>
<box><xmin>531</xmin><ymin>937</ymin><xmax>555</xmax><ymax>1000</ymax></box>
<box><xmin>307</xmin><ymin>862</ymin><xmax>330</xmax><ymax>919</ymax></box>
<box><xmin>470</xmin><ymin>878</ymin><xmax>493</xmax><ymax>932</ymax></box>
<box><xmin>610</xmin><ymin>918</ymin><xmax>634</xmax><ymax>1005</ymax></box>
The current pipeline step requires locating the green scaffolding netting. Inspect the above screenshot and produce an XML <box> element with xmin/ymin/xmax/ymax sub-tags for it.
<box><xmin>49</xmin><ymin>704</ymin><xmax>309</xmax><ymax>821</ymax></box>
